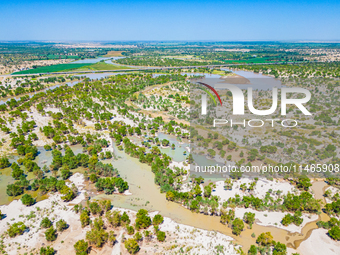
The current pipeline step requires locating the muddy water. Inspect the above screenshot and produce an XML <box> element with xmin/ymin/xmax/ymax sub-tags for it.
<box><xmin>0</xmin><ymin>144</ymin><xmax>85</xmax><ymax>205</ymax></box>
<box><xmin>0</xmin><ymin>139</ymin><xmax>328</xmax><ymax>251</ymax></box>
<box><xmin>94</xmin><ymin>145</ymin><xmax>328</xmax><ymax>252</ymax></box>
<box><xmin>292</xmin><ymin>181</ymin><xmax>330</xmax><ymax>248</ymax></box>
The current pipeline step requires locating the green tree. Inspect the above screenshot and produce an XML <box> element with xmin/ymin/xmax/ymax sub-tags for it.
<box><xmin>124</xmin><ymin>238</ymin><xmax>140</xmax><ymax>254</ymax></box>
<box><xmin>166</xmin><ymin>191</ymin><xmax>175</xmax><ymax>201</ymax></box>
<box><xmin>127</xmin><ymin>225</ymin><xmax>135</xmax><ymax>235</ymax></box>
<box><xmin>80</xmin><ymin>211</ymin><xmax>90</xmax><ymax>227</ymax></box>
<box><xmin>256</xmin><ymin>232</ymin><xmax>273</xmax><ymax>246</ymax></box>
<box><xmin>134</xmin><ymin>231</ymin><xmax>143</xmax><ymax>242</ymax></box>
<box><xmin>135</xmin><ymin>209</ymin><xmax>151</xmax><ymax>230</ymax></box>
<box><xmin>40</xmin><ymin>246</ymin><xmax>55</xmax><ymax>255</ymax></box>
<box><xmin>243</xmin><ymin>212</ymin><xmax>255</xmax><ymax>228</ymax></box>
<box><xmin>108</xmin><ymin>230</ymin><xmax>116</xmax><ymax>245</ymax></box>
<box><xmin>74</xmin><ymin>239</ymin><xmax>88</xmax><ymax>255</ymax></box>
<box><xmin>156</xmin><ymin>231</ymin><xmax>166</xmax><ymax>241</ymax></box>
<box><xmin>86</xmin><ymin>227</ymin><xmax>108</xmax><ymax>247</ymax></box>
<box><xmin>6</xmin><ymin>184</ymin><xmax>23</xmax><ymax>196</ymax></box>
<box><xmin>61</xmin><ymin>168</ymin><xmax>72</xmax><ymax>180</ymax></box>
<box><xmin>152</xmin><ymin>214</ymin><xmax>164</xmax><ymax>225</ymax></box>
<box><xmin>204</xmin><ymin>185</ymin><xmax>212</xmax><ymax>198</ymax></box>
<box><xmin>56</xmin><ymin>219</ymin><xmax>68</xmax><ymax>232</ymax></box>
<box><xmin>273</xmin><ymin>242</ymin><xmax>287</xmax><ymax>255</ymax></box>
<box><xmin>7</xmin><ymin>222</ymin><xmax>27</xmax><ymax>237</ymax></box>
<box><xmin>0</xmin><ymin>156</ymin><xmax>10</xmax><ymax>169</ymax></box>
<box><xmin>45</xmin><ymin>227</ymin><xmax>57</xmax><ymax>241</ymax></box>
<box><xmin>328</xmin><ymin>226</ymin><xmax>340</xmax><ymax>241</ymax></box>
<box><xmin>248</xmin><ymin>245</ymin><xmax>257</xmax><ymax>255</ymax></box>
<box><xmin>41</xmin><ymin>217</ymin><xmax>53</xmax><ymax>228</ymax></box>
<box><xmin>106</xmin><ymin>210</ymin><xmax>121</xmax><ymax>227</ymax></box>
<box><xmin>231</xmin><ymin>218</ymin><xmax>244</xmax><ymax>236</ymax></box>
<box><xmin>21</xmin><ymin>194</ymin><xmax>35</xmax><ymax>206</ymax></box>
<box><xmin>121</xmin><ymin>211</ymin><xmax>131</xmax><ymax>224</ymax></box>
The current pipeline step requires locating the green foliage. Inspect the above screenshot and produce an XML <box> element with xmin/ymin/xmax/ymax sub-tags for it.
<box><xmin>256</xmin><ymin>232</ymin><xmax>273</xmax><ymax>246</ymax></box>
<box><xmin>152</xmin><ymin>214</ymin><xmax>164</xmax><ymax>225</ymax></box>
<box><xmin>89</xmin><ymin>173</ymin><xmax>98</xmax><ymax>183</ymax></box>
<box><xmin>74</xmin><ymin>239</ymin><xmax>88</xmax><ymax>255</ymax></box>
<box><xmin>80</xmin><ymin>210</ymin><xmax>90</xmax><ymax>228</ymax></box>
<box><xmin>243</xmin><ymin>212</ymin><xmax>255</xmax><ymax>227</ymax></box>
<box><xmin>40</xmin><ymin>246</ymin><xmax>55</xmax><ymax>255</ymax></box>
<box><xmin>296</xmin><ymin>177</ymin><xmax>312</xmax><ymax>191</ymax></box>
<box><xmin>328</xmin><ymin>226</ymin><xmax>340</xmax><ymax>241</ymax></box>
<box><xmin>124</xmin><ymin>238</ymin><xmax>140</xmax><ymax>254</ymax></box>
<box><xmin>106</xmin><ymin>210</ymin><xmax>121</xmax><ymax>227</ymax></box>
<box><xmin>11</xmin><ymin>162</ymin><xmax>24</xmax><ymax>180</ymax></box>
<box><xmin>56</xmin><ymin>219</ymin><xmax>68</xmax><ymax>232</ymax></box>
<box><xmin>220</xmin><ymin>209</ymin><xmax>235</xmax><ymax>225</ymax></box>
<box><xmin>248</xmin><ymin>245</ymin><xmax>257</xmax><ymax>255</ymax></box>
<box><xmin>13</xmin><ymin>63</ymin><xmax>93</xmax><ymax>74</ymax></box>
<box><xmin>86</xmin><ymin>227</ymin><xmax>108</xmax><ymax>248</ymax></box>
<box><xmin>61</xmin><ymin>168</ymin><xmax>72</xmax><ymax>180</ymax></box>
<box><xmin>273</xmin><ymin>242</ymin><xmax>287</xmax><ymax>255</ymax></box>
<box><xmin>89</xmin><ymin>202</ymin><xmax>102</xmax><ymax>215</ymax></box>
<box><xmin>135</xmin><ymin>209</ymin><xmax>151</xmax><ymax>230</ymax></box>
<box><xmin>325</xmin><ymin>199</ymin><xmax>340</xmax><ymax>215</ymax></box>
<box><xmin>95</xmin><ymin>177</ymin><xmax>129</xmax><ymax>194</ymax></box>
<box><xmin>281</xmin><ymin>211</ymin><xmax>303</xmax><ymax>226</ymax></box>
<box><xmin>121</xmin><ymin>211</ymin><xmax>131</xmax><ymax>224</ymax></box>
<box><xmin>0</xmin><ymin>156</ymin><xmax>10</xmax><ymax>169</ymax></box>
<box><xmin>231</xmin><ymin>218</ymin><xmax>244</xmax><ymax>236</ymax></box>
<box><xmin>156</xmin><ymin>231</ymin><xmax>166</xmax><ymax>242</ymax></box>
<box><xmin>45</xmin><ymin>226</ymin><xmax>57</xmax><ymax>241</ymax></box>
<box><xmin>283</xmin><ymin>192</ymin><xmax>320</xmax><ymax>213</ymax></box>
<box><xmin>127</xmin><ymin>225</ymin><xmax>135</xmax><ymax>235</ymax></box>
<box><xmin>41</xmin><ymin>217</ymin><xmax>53</xmax><ymax>228</ymax></box>
<box><xmin>134</xmin><ymin>231</ymin><xmax>143</xmax><ymax>242</ymax></box>
<box><xmin>21</xmin><ymin>194</ymin><xmax>35</xmax><ymax>206</ymax></box>
<box><xmin>7</xmin><ymin>222</ymin><xmax>27</xmax><ymax>237</ymax></box>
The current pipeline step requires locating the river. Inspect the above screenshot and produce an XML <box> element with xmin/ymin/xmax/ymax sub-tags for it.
<box><xmin>93</xmin><ymin>141</ymin><xmax>328</xmax><ymax>252</ymax></box>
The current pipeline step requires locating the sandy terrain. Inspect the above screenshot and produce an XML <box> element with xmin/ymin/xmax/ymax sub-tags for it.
<box><xmin>0</xmin><ymin>173</ymin><xmax>239</xmax><ymax>255</ymax></box>
<box><xmin>0</xmin><ymin>59</ymin><xmax>73</xmax><ymax>75</ymax></box>
<box><xmin>296</xmin><ymin>229</ymin><xmax>340</xmax><ymax>255</ymax></box>
<box><xmin>220</xmin><ymin>74</ymin><xmax>250</xmax><ymax>84</ymax></box>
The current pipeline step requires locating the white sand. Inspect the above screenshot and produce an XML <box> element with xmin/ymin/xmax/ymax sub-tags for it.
<box><xmin>211</xmin><ymin>178</ymin><xmax>316</xmax><ymax>233</ymax></box>
<box><xmin>212</xmin><ymin>178</ymin><xmax>296</xmax><ymax>202</ymax></box>
<box><xmin>0</xmin><ymin>173</ymin><xmax>239</xmax><ymax>254</ymax></box>
<box><xmin>233</xmin><ymin>207</ymin><xmax>318</xmax><ymax>234</ymax></box>
<box><xmin>297</xmin><ymin>229</ymin><xmax>340</xmax><ymax>255</ymax></box>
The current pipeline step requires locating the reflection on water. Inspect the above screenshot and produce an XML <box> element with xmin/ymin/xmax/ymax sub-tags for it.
<box><xmin>190</xmin><ymin>69</ymin><xmax>283</xmax><ymax>91</ymax></box>
<box><xmin>74</xmin><ymin>72</ymin><xmax>128</xmax><ymax>80</ymax></box>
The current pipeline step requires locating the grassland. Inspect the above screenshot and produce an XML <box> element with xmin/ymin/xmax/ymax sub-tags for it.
<box><xmin>74</xmin><ymin>62</ymin><xmax>131</xmax><ymax>71</ymax></box>
<box><xmin>12</xmin><ymin>63</ymin><xmax>92</xmax><ymax>74</ymax></box>
<box><xmin>103</xmin><ymin>51</ymin><xmax>124</xmax><ymax>57</ymax></box>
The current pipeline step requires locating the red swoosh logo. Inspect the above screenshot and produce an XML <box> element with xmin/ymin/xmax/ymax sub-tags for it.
<box><xmin>197</xmin><ymin>82</ymin><xmax>223</xmax><ymax>106</ymax></box>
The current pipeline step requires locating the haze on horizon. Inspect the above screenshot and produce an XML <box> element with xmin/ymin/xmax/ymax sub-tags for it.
<box><xmin>1</xmin><ymin>0</ymin><xmax>340</xmax><ymax>41</ymax></box>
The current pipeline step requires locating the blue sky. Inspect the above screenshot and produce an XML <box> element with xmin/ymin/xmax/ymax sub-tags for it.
<box><xmin>0</xmin><ymin>0</ymin><xmax>339</xmax><ymax>41</ymax></box>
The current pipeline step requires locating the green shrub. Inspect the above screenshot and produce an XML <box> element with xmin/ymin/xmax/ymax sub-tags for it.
<box><xmin>74</xmin><ymin>239</ymin><xmax>88</xmax><ymax>255</ymax></box>
<box><xmin>7</xmin><ymin>222</ymin><xmax>27</xmax><ymax>237</ymax></box>
<box><xmin>45</xmin><ymin>227</ymin><xmax>57</xmax><ymax>241</ymax></box>
<box><xmin>21</xmin><ymin>194</ymin><xmax>35</xmax><ymax>206</ymax></box>
<box><xmin>124</xmin><ymin>238</ymin><xmax>140</xmax><ymax>254</ymax></box>
<box><xmin>41</xmin><ymin>217</ymin><xmax>53</xmax><ymax>228</ymax></box>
